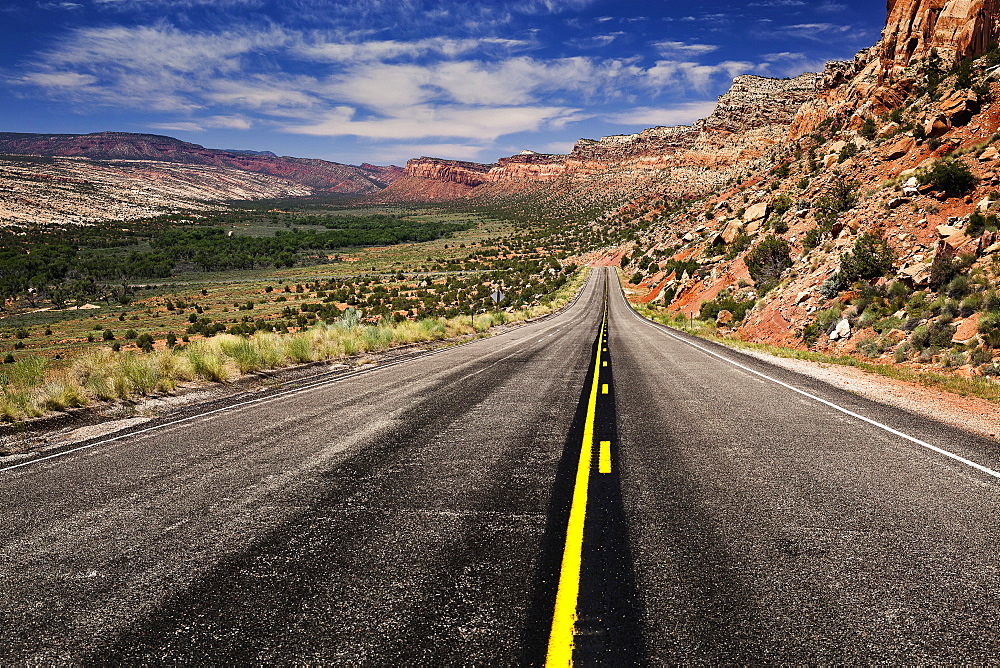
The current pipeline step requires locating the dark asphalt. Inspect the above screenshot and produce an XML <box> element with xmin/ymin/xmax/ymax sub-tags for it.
<box><xmin>2</xmin><ymin>267</ymin><xmax>1000</xmax><ymax>664</ymax></box>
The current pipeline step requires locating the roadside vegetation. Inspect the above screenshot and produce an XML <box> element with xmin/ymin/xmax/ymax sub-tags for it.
<box><xmin>0</xmin><ymin>199</ymin><xmax>594</xmax><ymax>422</ymax></box>
<box><xmin>633</xmin><ymin>302</ymin><xmax>1000</xmax><ymax>405</ymax></box>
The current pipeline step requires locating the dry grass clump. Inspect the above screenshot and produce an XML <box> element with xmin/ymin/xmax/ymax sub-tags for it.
<box><xmin>0</xmin><ymin>267</ymin><xmax>588</xmax><ymax>422</ymax></box>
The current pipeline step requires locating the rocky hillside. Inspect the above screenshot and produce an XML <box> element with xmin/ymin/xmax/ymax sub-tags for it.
<box><xmin>375</xmin><ymin>73</ymin><xmax>819</xmax><ymax>208</ymax></box>
<box><xmin>0</xmin><ymin>154</ymin><xmax>314</xmax><ymax>225</ymax></box>
<box><xmin>614</xmin><ymin>0</ymin><xmax>1000</xmax><ymax>380</ymax></box>
<box><xmin>0</xmin><ymin>132</ymin><xmax>403</xmax><ymax>193</ymax></box>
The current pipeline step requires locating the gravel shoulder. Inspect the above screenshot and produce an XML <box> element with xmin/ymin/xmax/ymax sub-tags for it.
<box><xmin>732</xmin><ymin>345</ymin><xmax>1000</xmax><ymax>442</ymax></box>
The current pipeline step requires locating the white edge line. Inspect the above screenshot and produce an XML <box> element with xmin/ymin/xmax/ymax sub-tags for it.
<box><xmin>615</xmin><ymin>284</ymin><xmax>1000</xmax><ymax>481</ymax></box>
<box><xmin>2</xmin><ymin>272</ymin><xmax>600</xmax><ymax>475</ymax></box>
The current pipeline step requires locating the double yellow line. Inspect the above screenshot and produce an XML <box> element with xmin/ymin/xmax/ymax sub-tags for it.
<box><xmin>545</xmin><ymin>292</ymin><xmax>610</xmax><ymax>666</ymax></box>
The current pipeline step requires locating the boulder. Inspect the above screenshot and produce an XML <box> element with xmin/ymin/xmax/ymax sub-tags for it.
<box><xmin>979</xmin><ymin>146</ymin><xmax>999</xmax><ymax>162</ymax></box>
<box><xmin>878</xmin><ymin>122</ymin><xmax>901</xmax><ymax>138</ymax></box>
<box><xmin>885</xmin><ymin>137</ymin><xmax>914</xmax><ymax>160</ymax></box>
<box><xmin>719</xmin><ymin>219</ymin><xmax>744</xmax><ymax>244</ymax></box>
<box><xmin>743</xmin><ymin>201</ymin><xmax>769</xmax><ymax>223</ymax></box>
<box><xmin>716</xmin><ymin>310</ymin><xmax>734</xmax><ymax>326</ymax></box>
<box><xmin>978</xmin><ymin>197</ymin><xmax>997</xmax><ymax>212</ymax></box>
<box><xmin>939</xmin><ymin>90</ymin><xmax>980</xmax><ymax>127</ymax></box>
<box><xmin>836</xmin><ymin>319</ymin><xmax>852</xmax><ymax>339</ymax></box>
<box><xmin>936</xmin><ymin>224</ymin><xmax>962</xmax><ymax>237</ymax></box>
<box><xmin>898</xmin><ymin>262</ymin><xmax>931</xmax><ymax>286</ymax></box>
<box><xmin>887</xmin><ymin>197</ymin><xmax>910</xmax><ymax>209</ymax></box>
<box><xmin>952</xmin><ymin>313</ymin><xmax>981</xmax><ymax>345</ymax></box>
<box><xmin>923</xmin><ymin>116</ymin><xmax>950</xmax><ymax>138</ymax></box>
<box><xmin>830</xmin><ymin>318</ymin><xmax>852</xmax><ymax>341</ymax></box>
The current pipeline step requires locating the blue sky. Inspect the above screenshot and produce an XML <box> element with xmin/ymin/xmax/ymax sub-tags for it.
<box><xmin>1</xmin><ymin>0</ymin><xmax>886</xmax><ymax>166</ymax></box>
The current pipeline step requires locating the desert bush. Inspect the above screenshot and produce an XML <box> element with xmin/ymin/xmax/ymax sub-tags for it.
<box><xmin>699</xmin><ymin>294</ymin><xmax>755</xmax><ymax>323</ymax></box>
<box><xmin>920</xmin><ymin>158</ymin><xmax>977</xmax><ymax>196</ymax></box>
<box><xmin>802</xmin><ymin>306</ymin><xmax>844</xmax><ymax>345</ymax></box>
<box><xmin>839</xmin><ymin>233</ymin><xmax>896</xmax><ymax>283</ymax></box>
<box><xmin>744</xmin><ymin>235</ymin><xmax>793</xmax><ymax>293</ymax></box>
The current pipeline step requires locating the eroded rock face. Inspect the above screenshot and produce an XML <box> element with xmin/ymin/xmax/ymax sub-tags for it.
<box><xmin>390</xmin><ymin>74</ymin><xmax>820</xmax><ymax>203</ymax></box>
<box><xmin>791</xmin><ymin>0</ymin><xmax>1000</xmax><ymax>138</ymax></box>
<box><xmin>879</xmin><ymin>0</ymin><xmax>1000</xmax><ymax>74</ymax></box>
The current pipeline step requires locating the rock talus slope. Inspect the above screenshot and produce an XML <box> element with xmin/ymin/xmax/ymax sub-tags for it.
<box><xmin>615</xmin><ymin>0</ymin><xmax>1000</xmax><ymax>381</ymax></box>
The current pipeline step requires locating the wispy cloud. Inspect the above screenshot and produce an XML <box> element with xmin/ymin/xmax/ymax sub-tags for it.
<box><xmin>652</xmin><ymin>41</ymin><xmax>720</xmax><ymax>57</ymax></box>
<box><xmin>603</xmin><ymin>101</ymin><xmax>718</xmax><ymax>127</ymax></box>
<box><xmin>284</xmin><ymin>104</ymin><xmax>584</xmax><ymax>142</ymax></box>
<box><xmin>763</xmin><ymin>22</ymin><xmax>857</xmax><ymax>41</ymax></box>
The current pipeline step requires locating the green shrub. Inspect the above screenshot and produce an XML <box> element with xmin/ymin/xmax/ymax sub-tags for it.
<box><xmin>744</xmin><ymin>235</ymin><xmax>793</xmax><ymax>293</ymax></box>
<box><xmin>873</xmin><ymin>316</ymin><xmax>904</xmax><ymax>334</ymax></box>
<box><xmin>859</xmin><ymin>117</ymin><xmax>877</xmax><ymax>140</ymax></box>
<box><xmin>970</xmin><ymin>346</ymin><xmax>994</xmax><ymax>365</ymax></box>
<box><xmin>857</xmin><ymin>336</ymin><xmax>886</xmax><ymax>357</ymax></box>
<box><xmin>802</xmin><ymin>306</ymin><xmax>843</xmax><ymax>345</ymax></box>
<box><xmin>772</xmin><ymin>194</ymin><xmax>792</xmax><ymax>216</ymax></box>
<box><xmin>136</xmin><ymin>333</ymin><xmax>154</xmax><ymax>353</ymax></box>
<box><xmin>699</xmin><ymin>295</ymin><xmax>755</xmax><ymax>323</ymax></box>
<box><xmin>725</xmin><ymin>233</ymin><xmax>752</xmax><ymax>260</ymax></box>
<box><xmin>920</xmin><ymin>158</ymin><xmax>977</xmax><ymax>196</ymax></box>
<box><xmin>838</xmin><ymin>142</ymin><xmax>859</xmax><ymax>162</ymax></box>
<box><xmin>967</xmin><ymin>211</ymin><xmax>999</xmax><ymax>236</ymax></box>
<box><xmin>838</xmin><ymin>233</ymin><xmax>896</xmax><ymax>283</ymax></box>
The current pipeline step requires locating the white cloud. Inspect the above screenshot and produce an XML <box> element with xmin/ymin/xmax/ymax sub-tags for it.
<box><xmin>15</xmin><ymin>20</ymin><xmax>783</xmax><ymax>153</ymax></box>
<box><xmin>381</xmin><ymin>143</ymin><xmax>491</xmax><ymax>162</ymax></box>
<box><xmin>19</xmin><ymin>71</ymin><xmax>96</xmax><ymax>87</ymax></box>
<box><xmin>603</xmin><ymin>101</ymin><xmax>718</xmax><ymax>127</ymax></box>
<box><xmin>652</xmin><ymin>41</ymin><xmax>720</xmax><ymax>57</ymax></box>
<box><xmin>767</xmin><ymin>22</ymin><xmax>854</xmax><ymax>40</ymax></box>
<box><xmin>298</xmin><ymin>36</ymin><xmax>529</xmax><ymax>63</ymax></box>
<box><xmin>644</xmin><ymin>59</ymin><xmax>760</xmax><ymax>93</ymax></box>
<box><xmin>148</xmin><ymin>114</ymin><xmax>252</xmax><ymax>132</ymax></box>
<box><xmin>285</xmin><ymin>104</ymin><xmax>582</xmax><ymax>141</ymax></box>
<box><xmin>149</xmin><ymin>121</ymin><xmax>205</xmax><ymax>132</ymax></box>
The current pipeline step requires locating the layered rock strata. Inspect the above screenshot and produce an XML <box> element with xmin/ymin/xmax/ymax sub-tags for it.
<box><xmin>382</xmin><ymin>74</ymin><xmax>820</xmax><ymax>204</ymax></box>
<box><xmin>0</xmin><ymin>132</ymin><xmax>401</xmax><ymax>193</ymax></box>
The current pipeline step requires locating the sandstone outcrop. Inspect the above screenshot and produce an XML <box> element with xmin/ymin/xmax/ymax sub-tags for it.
<box><xmin>379</xmin><ymin>74</ymin><xmax>820</xmax><ymax>207</ymax></box>
<box><xmin>791</xmin><ymin>0</ymin><xmax>1000</xmax><ymax>138</ymax></box>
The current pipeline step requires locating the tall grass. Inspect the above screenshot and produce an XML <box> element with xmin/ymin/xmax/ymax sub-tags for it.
<box><xmin>0</xmin><ymin>267</ymin><xmax>589</xmax><ymax>422</ymax></box>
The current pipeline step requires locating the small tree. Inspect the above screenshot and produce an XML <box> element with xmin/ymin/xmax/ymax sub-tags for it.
<box><xmin>744</xmin><ymin>235</ymin><xmax>793</xmax><ymax>293</ymax></box>
<box><xmin>920</xmin><ymin>158</ymin><xmax>977</xmax><ymax>197</ymax></box>
<box><xmin>136</xmin><ymin>333</ymin><xmax>154</xmax><ymax>352</ymax></box>
<box><xmin>838</xmin><ymin>233</ymin><xmax>896</xmax><ymax>283</ymax></box>
<box><xmin>859</xmin><ymin>117</ymin><xmax>877</xmax><ymax>139</ymax></box>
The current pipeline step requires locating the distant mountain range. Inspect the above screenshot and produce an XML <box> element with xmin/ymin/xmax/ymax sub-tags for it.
<box><xmin>0</xmin><ymin>132</ymin><xmax>404</xmax><ymax>193</ymax></box>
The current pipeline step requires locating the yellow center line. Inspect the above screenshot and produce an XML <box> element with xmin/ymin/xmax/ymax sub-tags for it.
<box><xmin>601</xmin><ymin>384</ymin><xmax>608</xmax><ymax>395</ymax></box>
<box><xmin>545</xmin><ymin>293</ymin><xmax>608</xmax><ymax>667</ymax></box>
<box><xmin>599</xmin><ymin>441</ymin><xmax>611</xmax><ymax>474</ymax></box>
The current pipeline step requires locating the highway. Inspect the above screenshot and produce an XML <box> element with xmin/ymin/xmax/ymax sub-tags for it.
<box><xmin>3</xmin><ymin>267</ymin><xmax>1000</xmax><ymax>664</ymax></box>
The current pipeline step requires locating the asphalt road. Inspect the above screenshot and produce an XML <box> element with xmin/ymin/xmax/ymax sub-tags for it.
<box><xmin>3</xmin><ymin>267</ymin><xmax>1000</xmax><ymax>664</ymax></box>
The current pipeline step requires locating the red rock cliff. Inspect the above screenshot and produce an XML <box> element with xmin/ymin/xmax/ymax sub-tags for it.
<box><xmin>879</xmin><ymin>0</ymin><xmax>1000</xmax><ymax>74</ymax></box>
<box><xmin>790</xmin><ymin>0</ymin><xmax>1000</xmax><ymax>137</ymax></box>
<box><xmin>389</xmin><ymin>74</ymin><xmax>819</xmax><ymax>203</ymax></box>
